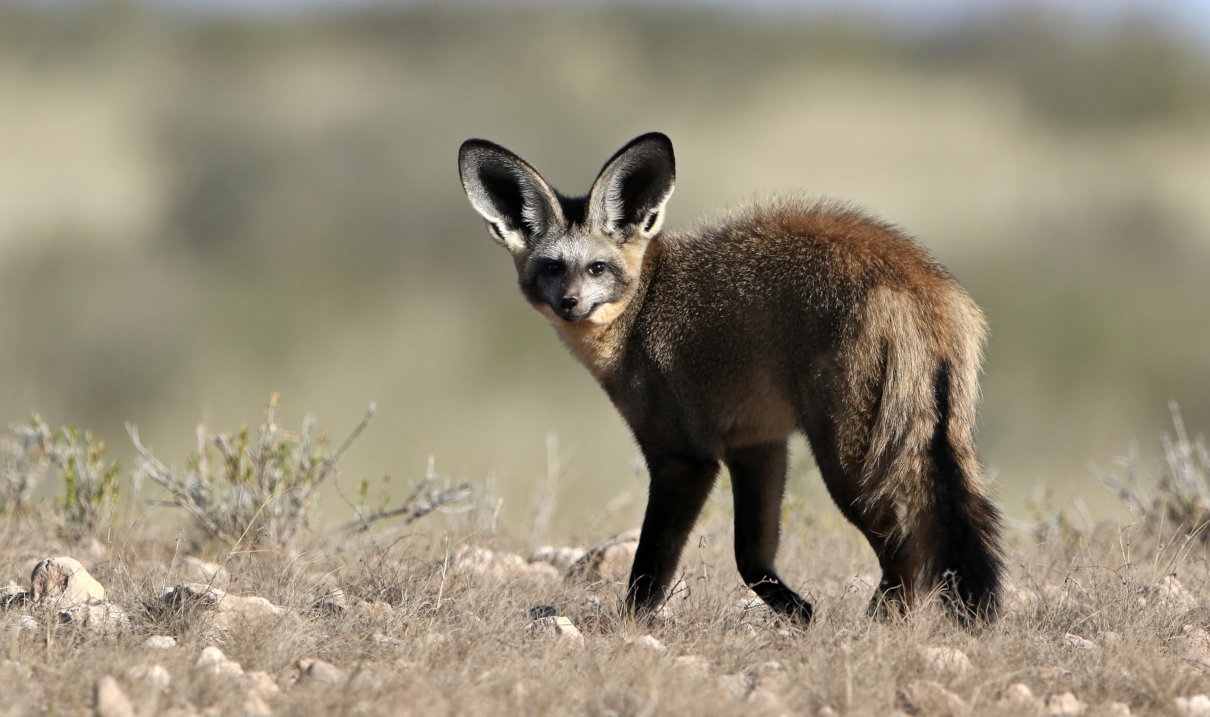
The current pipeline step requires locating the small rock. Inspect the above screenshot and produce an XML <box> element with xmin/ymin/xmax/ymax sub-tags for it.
<box><xmin>350</xmin><ymin>598</ymin><xmax>394</xmax><ymax>619</ymax></box>
<box><xmin>1062</xmin><ymin>633</ymin><xmax>1098</xmax><ymax>651</ymax></box>
<box><xmin>144</xmin><ymin>635</ymin><xmax>178</xmax><ymax>649</ymax></box>
<box><xmin>746</xmin><ymin>687</ymin><xmax>785</xmax><ymax>712</ymax></box>
<box><xmin>1177</xmin><ymin>695</ymin><xmax>1210</xmax><ymax>717</ymax></box>
<box><xmin>244</xmin><ymin>670</ymin><xmax>280</xmax><ymax>698</ymax></box>
<box><xmin>1177</xmin><ymin>626</ymin><xmax>1210</xmax><ymax>668</ymax></box>
<box><xmin>566</xmin><ymin>530</ymin><xmax>640</xmax><ymax>582</ymax></box>
<box><xmin>160</xmin><ymin>584</ymin><xmax>285</xmax><ymax>632</ymax></box>
<box><xmin>1</xmin><ymin>582</ymin><xmax>28</xmax><ymax>609</ymax></box>
<box><xmin>717</xmin><ymin>671</ymin><xmax>785</xmax><ymax>709</ymax></box>
<box><xmin>718</xmin><ymin>673</ymin><xmax>753</xmax><ymax>700</ymax></box>
<box><xmin>60</xmin><ymin>602</ymin><xmax>130</xmax><ymax>636</ymax></box>
<box><xmin>530</xmin><ymin>546</ymin><xmax>587</xmax><ymax>572</ymax></box>
<box><xmin>919</xmin><ymin>646</ymin><xmax>972</xmax><ymax>676</ymax></box>
<box><xmin>896</xmin><ymin>680</ymin><xmax>967</xmax><ymax>716</ymax></box>
<box><xmin>817</xmin><ymin>707</ymin><xmax>839</xmax><ymax>717</ymax></box>
<box><xmin>528</xmin><ymin>615</ymin><xmax>584</xmax><ymax>646</ymax></box>
<box><xmin>673</xmin><ymin>655</ymin><xmax>711</xmax><ymax>676</ymax></box>
<box><xmin>746</xmin><ymin>660</ymin><xmax>787</xmax><ymax>690</ymax></box>
<box><xmin>1158</xmin><ymin>575</ymin><xmax>1198</xmax><ymax>612</ymax></box>
<box><xmin>182</xmin><ymin>557</ymin><xmax>230</xmax><ymax>589</ymax></box>
<box><xmin>528</xmin><ymin>605</ymin><xmax>558</xmax><ymax>620</ymax></box>
<box><xmin>2</xmin><ymin>613</ymin><xmax>38</xmax><ymax>634</ymax></box>
<box><xmin>240</xmin><ymin>692</ymin><xmax>273</xmax><ymax>717</ymax></box>
<box><xmin>30</xmin><ymin>557</ymin><xmax>105</xmax><ymax>607</ymax></box>
<box><xmin>297</xmin><ymin>657</ymin><xmax>347</xmax><ymax>686</ymax></box>
<box><xmin>311</xmin><ymin>587</ymin><xmax>348</xmax><ymax>615</ymax></box>
<box><xmin>126</xmin><ymin>663</ymin><xmax>172</xmax><ymax>691</ymax></box>
<box><xmin>1103</xmin><ymin>631</ymin><xmax>1122</xmax><ymax>645</ymax></box>
<box><xmin>1046</xmin><ymin>691</ymin><xmax>1087</xmax><ymax>715</ymax></box>
<box><xmin>1102</xmin><ymin>702</ymin><xmax>1131</xmax><ymax>716</ymax></box>
<box><xmin>94</xmin><ymin>675</ymin><xmax>135</xmax><ymax>717</ymax></box>
<box><xmin>453</xmin><ymin>546</ymin><xmax>562</xmax><ymax>581</ymax></box>
<box><xmin>999</xmin><ymin>683</ymin><xmax>1042</xmax><ymax>711</ymax></box>
<box><xmin>302</xmin><ymin>572</ymin><xmax>346</xmax><ymax>614</ymax></box>
<box><xmin>195</xmin><ymin>646</ymin><xmax>244</xmax><ymax>678</ymax></box>
<box><xmin>627</xmin><ymin>634</ymin><xmax>667</xmax><ymax>653</ymax></box>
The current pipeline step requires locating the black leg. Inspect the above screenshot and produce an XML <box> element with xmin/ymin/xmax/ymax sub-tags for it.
<box><xmin>726</xmin><ymin>441</ymin><xmax>813</xmax><ymax>624</ymax></box>
<box><xmin>626</xmin><ymin>454</ymin><xmax>719</xmax><ymax>618</ymax></box>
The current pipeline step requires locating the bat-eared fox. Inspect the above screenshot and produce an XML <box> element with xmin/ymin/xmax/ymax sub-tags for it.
<box><xmin>457</xmin><ymin>132</ymin><xmax>1002</xmax><ymax>625</ymax></box>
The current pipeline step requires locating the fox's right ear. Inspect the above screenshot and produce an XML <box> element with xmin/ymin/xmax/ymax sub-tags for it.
<box><xmin>458</xmin><ymin>139</ymin><xmax>564</xmax><ymax>254</ymax></box>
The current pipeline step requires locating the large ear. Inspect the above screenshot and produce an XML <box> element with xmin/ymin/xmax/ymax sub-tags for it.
<box><xmin>458</xmin><ymin>139</ymin><xmax>565</xmax><ymax>254</ymax></box>
<box><xmin>587</xmin><ymin>132</ymin><xmax>676</xmax><ymax>242</ymax></box>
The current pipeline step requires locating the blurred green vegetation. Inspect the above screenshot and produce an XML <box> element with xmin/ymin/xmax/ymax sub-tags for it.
<box><xmin>1</xmin><ymin>2</ymin><xmax>1208</xmax><ymax>539</ymax></box>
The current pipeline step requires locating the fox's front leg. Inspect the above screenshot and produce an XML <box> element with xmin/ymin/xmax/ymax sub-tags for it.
<box><xmin>626</xmin><ymin>454</ymin><xmax>720</xmax><ymax>618</ymax></box>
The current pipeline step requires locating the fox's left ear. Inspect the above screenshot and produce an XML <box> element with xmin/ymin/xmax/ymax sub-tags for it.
<box><xmin>588</xmin><ymin>132</ymin><xmax>675</xmax><ymax>242</ymax></box>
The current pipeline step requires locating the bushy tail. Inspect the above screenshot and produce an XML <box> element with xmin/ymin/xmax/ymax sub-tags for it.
<box><xmin>927</xmin><ymin>360</ymin><xmax>1003</xmax><ymax>622</ymax></box>
<box><xmin>855</xmin><ymin>288</ymin><xmax>1002</xmax><ymax>623</ymax></box>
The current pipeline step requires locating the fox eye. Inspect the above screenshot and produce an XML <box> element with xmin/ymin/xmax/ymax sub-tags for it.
<box><xmin>586</xmin><ymin>261</ymin><xmax>608</xmax><ymax>277</ymax></box>
<box><xmin>540</xmin><ymin>259</ymin><xmax>564</xmax><ymax>277</ymax></box>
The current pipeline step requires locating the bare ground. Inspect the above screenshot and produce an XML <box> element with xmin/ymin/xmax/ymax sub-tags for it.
<box><xmin>3</xmin><ymin>507</ymin><xmax>1210</xmax><ymax>716</ymax></box>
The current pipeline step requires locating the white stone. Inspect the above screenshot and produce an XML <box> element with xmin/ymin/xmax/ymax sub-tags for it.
<box><xmin>29</xmin><ymin>557</ymin><xmax>105</xmax><ymax>607</ymax></box>
<box><xmin>60</xmin><ymin>602</ymin><xmax>130</xmax><ymax>636</ymax></box>
<box><xmin>919</xmin><ymin>646</ymin><xmax>972</xmax><ymax>675</ymax></box>
<box><xmin>529</xmin><ymin>546</ymin><xmax>587</xmax><ymax>572</ymax></box>
<box><xmin>126</xmin><ymin>663</ymin><xmax>172</xmax><ymax>691</ymax></box>
<box><xmin>297</xmin><ymin>658</ymin><xmax>347</xmax><ymax>686</ymax></box>
<box><xmin>195</xmin><ymin>646</ymin><xmax>244</xmax><ymax>678</ymax></box>
<box><xmin>453</xmin><ymin>546</ymin><xmax>561</xmax><ymax>581</ymax></box>
<box><xmin>244</xmin><ymin>670</ymin><xmax>281</xmax><ymax>698</ymax></box>
<box><xmin>1177</xmin><ymin>695</ymin><xmax>1210</xmax><ymax>717</ymax></box>
<box><xmin>999</xmin><ymin>683</ymin><xmax>1042</xmax><ymax>711</ymax></box>
<box><xmin>240</xmin><ymin>692</ymin><xmax>273</xmax><ymax>717</ymax></box>
<box><xmin>144</xmin><ymin>635</ymin><xmax>178</xmax><ymax>649</ymax></box>
<box><xmin>1062</xmin><ymin>633</ymin><xmax>1098</xmax><ymax>651</ymax></box>
<box><xmin>896</xmin><ymin>680</ymin><xmax>967</xmax><ymax>716</ymax></box>
<box><xmin>161</xmin><ymin>584</ymin><xmax>285</xmax><ymax>633</ymax></box>
<box><xmin>627</xmin><ymin>634</ymin><xmax>666</xmax><ymax>653</ymax></box>
<box><xmin>566</xmin><ymin>531</ymin><xmax>640</xmax><ymax>582</ymax></box>
<box><xmin>94</xmin><ymin>675</ymin><xmax>135</xmax><ymax>717</ymax></box>
<box><xmin>1046</xmin><ymin>691</ymin><xmax>1087</xmax><ymax>715</ymax></box>
<box><xmin>182</xmin><ymin>557</ymin><xmax>230</xmax><ymax>589</ymax></box>
<box><xmin>528</xmin><ymin>615</ymin><xmax>584</xmax><ymax>646</ymax></box>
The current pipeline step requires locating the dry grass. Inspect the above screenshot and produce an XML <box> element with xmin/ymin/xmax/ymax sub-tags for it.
<box><xmin>4</xmin><ymin>500</ymin><xmax>1210</xmax><ymax>716</ymax></box>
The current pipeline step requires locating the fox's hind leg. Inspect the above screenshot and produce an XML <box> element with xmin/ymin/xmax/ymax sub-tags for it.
<box><xmin>726</xmin><ymin>441</ymin><xmax>814</xmax><ymax>624</ymax></box>
<box><xmin>799</xmin><ymin>413</ymin><xmax>913</xmax><ymax>620</ymax></box>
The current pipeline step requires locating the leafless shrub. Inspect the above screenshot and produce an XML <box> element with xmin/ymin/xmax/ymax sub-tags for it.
<box><xmin>1106</xmin><ymin>403</ymin><xmax>1210</xmax><ymax>542</ymax></box>
<box><xmin>128</xmin><ymin>394</ymin><xmax>376</xmax><ymax>548</ymax></box>
<box><xmin>128</xmin><ymin>395</ymin><xmax>472</xmax><ymax>549</ymax></box>
<box><xmin>335</xmin><ymin>455</ymin><xmax>472</xmax><ymax>535</ymax></box>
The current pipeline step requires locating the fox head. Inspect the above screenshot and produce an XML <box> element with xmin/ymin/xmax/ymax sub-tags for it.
<box><xmin>457</xmin><ymin>132</ymin><xmax>675</xmax><ymax>324</ymax></box>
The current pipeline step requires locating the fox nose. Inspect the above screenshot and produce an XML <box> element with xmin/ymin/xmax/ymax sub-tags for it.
<box><xmin>559</xmin><ymin>296</ymin><xmax>579</xmax><ymax>312</ymax></box>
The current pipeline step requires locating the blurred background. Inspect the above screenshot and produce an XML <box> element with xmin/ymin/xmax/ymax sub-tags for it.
<box><xmin>1</xmin><ymin>0</ymin><xmax>1208</xmax><ymax>538</ymax></box>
